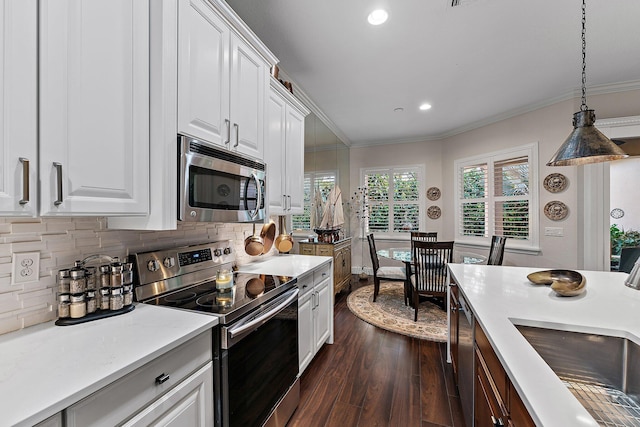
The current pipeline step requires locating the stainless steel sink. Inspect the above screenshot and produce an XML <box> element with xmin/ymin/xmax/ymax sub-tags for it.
<box><xmin>515</xmin><ymin>325</ymin><xmax>640</xmax><ymax>426</ymax></box>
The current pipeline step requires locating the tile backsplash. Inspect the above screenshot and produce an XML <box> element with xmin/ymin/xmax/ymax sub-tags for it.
<box><xmin>0</xmin><ymin>217</ymin><xmax>262</xmax><ymax>335</ymax></box>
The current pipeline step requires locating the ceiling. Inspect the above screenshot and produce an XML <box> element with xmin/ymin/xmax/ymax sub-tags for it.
<box><xmin>225</xmin><ymin>0</ymin><xmax>640</xmax><ymax>147</ymax></box>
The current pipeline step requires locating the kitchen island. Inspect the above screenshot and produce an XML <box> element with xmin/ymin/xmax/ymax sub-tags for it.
<box><xmin>0</xmin><ymin>303</ymin><xmax>218</xmax><ymax>427</ymax></box>
<box><xmin>448</xmin><ymin>264</ymin><xmax>638</xmax><ymax>427</ymax></box>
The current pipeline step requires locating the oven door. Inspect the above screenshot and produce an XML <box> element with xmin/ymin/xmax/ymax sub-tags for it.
<box><xmin>220</xmin><ymin>288</ymin><xmax>299</xmax><ymax>427</ymax></box>
<box><xmin>179</xmin><ymin>135</ymin><xmax>266</xmax><ymax>223</ymax></box>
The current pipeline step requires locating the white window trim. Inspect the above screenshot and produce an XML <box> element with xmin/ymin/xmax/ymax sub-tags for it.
<box><xmin>454</xmin><ymin>142</ymin><xmax>540</xmax><ymax>253</ymax></box>
<box><xmin>360</xmin><ymin>164</ymin><xmax>425</xmax><ymax>240</ymax></box>
<box><xmin>292</xmin><ymin>170</ymin><xmax>338</xmax><ymax>231</ymax></box>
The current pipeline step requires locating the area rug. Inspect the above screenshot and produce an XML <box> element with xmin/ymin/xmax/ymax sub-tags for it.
<box><xmin>347</xmin><ymin>282</ymin><xmax>447</xmax><ymax>341</ymax></box>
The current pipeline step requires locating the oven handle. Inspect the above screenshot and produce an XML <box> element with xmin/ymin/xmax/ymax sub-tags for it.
<box><xmin>227</xmin><ymin>288</ymin><xmax>298</xmax><ymax>340</ymax></box>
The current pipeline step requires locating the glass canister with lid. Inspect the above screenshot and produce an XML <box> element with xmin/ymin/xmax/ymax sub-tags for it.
<box><xmin>69</xmin><ymin>262</ymin><xmax>86</xmax><ymax>294</ymax></box>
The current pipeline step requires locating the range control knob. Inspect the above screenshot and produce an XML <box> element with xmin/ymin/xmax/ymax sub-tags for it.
<box><xmin>163</xmin><ymin>257</ymin><xmax>175</xmax><ymax>268</ymax></box>
<box><xmin>147</xmin><ymin>259</ymin><xmax>160</xmax><ymax>272</ymax></box>
<box><xmin>214</xmin><ymin>249</ymin><xmax>222</xmax><ymax>257</ymax></box>
<box><xmin>223</xmin><ymin>247</ymin><xmax>232</xmax><ymax>255</ymax></box>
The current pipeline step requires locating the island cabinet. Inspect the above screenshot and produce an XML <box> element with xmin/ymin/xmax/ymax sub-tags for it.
<box><xmin>298</xmin><ymin>262</ymin><xmax>332</xmax><ymax>375</ymax></box>
<box><xmin>449</xmin><ymin>291</ymin><xmax>535</xmax><ymax>427</ymax></box>
<box><xmin>299</xmin><ymin>238</ymin><xmax>352</xmax><ymax>296</ymax></box>
<box><xmin>65</xmin><ymin>330</ymin><xmax>213</xmax><ymax>427</ymax></box>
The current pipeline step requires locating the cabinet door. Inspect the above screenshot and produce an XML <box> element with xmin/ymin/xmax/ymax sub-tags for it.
<box><xmin>0</xmin><ymin>0</ymin><xmax>37</xmax><ymax>216</ymax></box>
<box><xmin>298</xmin><ymin>289</ymin><xmax>314</xmax><ymax>374</ymax></box>
<box><xmin>284</xmin><ymin>105</ymin><xmax>305</xmax><ymax>213</ymax></box>
<box><xmin>229</xmin><ymin>34</ymin><xmax>266</xmax><ymax>159</ymax></box>
<box><xmin>449</xmin><ymin>285</ymin><xmax>459</xmax><ymax>376</ymax></box>
<box><xmin>313</xmin><ymin>277</ymin><xmax>331</xmax><ymax>352</ymax></box>
<box><xmin>39</xmin><ymin>0</ymin><xmax>149</xmax><ymax>216</ymax></box>
<box><xmin>177</xmin><ymin>0</ymin><xmax>230</xmax><ymax>147</ymax></box>
<box><xmin>123</xmin><ymin>362</ymin><xmax>213</xmax><ymax>427</ymax></box>
<box><xmin>265</xmin><ymin>88</ymin><xmax>286</xmax><ymax>214</ymax></box>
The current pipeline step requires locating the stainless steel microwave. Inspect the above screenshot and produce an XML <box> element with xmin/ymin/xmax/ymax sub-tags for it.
<box><xmin>178</xmin><ymin>135</ymin><xmax>266</xmax><ymax>223</ymax></box>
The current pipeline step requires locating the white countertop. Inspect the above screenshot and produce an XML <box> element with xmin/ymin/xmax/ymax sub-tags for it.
<box><xmin>448</xmin><ymin>264</ymin><xmax>640</xmax><ymax>427</ymax></box>
<box><xmin>237</xmin><ymin>254</ymin><xmax>332</xmax><ymax>277</ymax></box>
<box><xmin>0</xmin><ymin>303</ymin><xmax>218</xmax><ymax>427</ymax></box>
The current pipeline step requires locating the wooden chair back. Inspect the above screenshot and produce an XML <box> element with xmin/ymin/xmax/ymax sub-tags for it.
<box><xmin>487</xmin><ymin>235</ymin><xmax>507</xmax><ymax>266</ymax></box>
<box><xmin>367</xmin><ymin>233</ymin><xmax>380</xmax><ymax>274</ymax></box>
<box><xmin>411</xmin><ymin>240</ymin><xmax>454</xmax><ymax>297</ymax></box>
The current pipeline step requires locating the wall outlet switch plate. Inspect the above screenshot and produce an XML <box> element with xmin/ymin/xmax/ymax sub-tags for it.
<box><xmin>544</xmin><ymin>227</ymin><xmax>564</xmax><ymax>237</ymax></box>
<box><xmin>12</xmin><ymin>252</ymin><xmax>40</xmax><ymax>285</ymax></box>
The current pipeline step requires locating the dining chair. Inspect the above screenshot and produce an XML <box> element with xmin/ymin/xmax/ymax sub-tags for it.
<box><xmin>619</xmin><ymin>247</ymin><xmax>640</xmax><ymax>273</ymax></box>
<box><xmin>410</xmin><ymin>231</ymin><xmax>437</xmax><ymax>243</ymax></box>
<box><xmin>367</xmin><ymin>234</ymin><xmax>408</xmax><ymax>303</ymax></box>
<box><xmin>486</xmin><ymin>235</ymin><xmax>507</xmax><ymax>266</ymax></box>
<box><xmin>410</xmin><ymin>240</ymin><xmax>454</xmax><ymax>321</ymax></box>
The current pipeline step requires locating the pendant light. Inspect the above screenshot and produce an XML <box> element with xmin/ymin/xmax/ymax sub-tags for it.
<box><xmin>547</xmin><ymin>0</ymin><xmax>628</xmax><ymax>166</ymax></box>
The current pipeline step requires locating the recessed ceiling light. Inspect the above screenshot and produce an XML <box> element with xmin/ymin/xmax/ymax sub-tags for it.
<box><xmin>367</xmin><ymin>9</ymin><xmax>388</xmax><ymax>25</ymax></box>
<box><xmin>419</xmin><ymin>103</ymin><xmax>432</xmax><ymax>111</ymax></box>
<box><xmin>394</xmin><ymin>107</ymin><xmax>404</xmax><ymax>113</ymax></box>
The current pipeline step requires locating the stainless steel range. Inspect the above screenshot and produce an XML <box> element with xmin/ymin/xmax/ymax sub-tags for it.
<box><xmin>131</xmin><ymin>241</ymin><xmax>300</xmax><ymax>427</ymax></box>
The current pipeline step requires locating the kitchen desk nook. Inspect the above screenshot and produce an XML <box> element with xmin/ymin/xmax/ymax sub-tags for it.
<box><xmin>448</xmin><ymin>264</ymin><xmax>640</xmax><ymax>427</ymax></box>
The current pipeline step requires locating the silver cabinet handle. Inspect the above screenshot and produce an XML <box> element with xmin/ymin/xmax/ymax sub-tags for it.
<box><xmin>287</xmin><ymin>195</ymin><xmax>291</xmax><ymax>211</ymax></box>
<box><xmin>155</xmin><ymin>373</ymin><xmax>170</xmax><ymax>385</ymax></box>
<box><xmin>53</xmin><ymin>162</ymin><xmax>63</xmax><ymax>206</ymax></box>
<box><xmin>233</xmin><ymin>123</ymin><xmax>239</xmax><ymax>147</ymax></box>
<box><xmin>225</xmin><ymin>119</ymin><xmax>231</xmax><ymax>145</ymax></box>
<box><xmin>19</xmin><ymin>158</ymin><xmax>30</xmax><ymax>205</ymax></box>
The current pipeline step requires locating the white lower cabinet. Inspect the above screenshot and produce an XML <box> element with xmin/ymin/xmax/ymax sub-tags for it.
<box><xmin>298</xmin><ymin>262</ymin><xmax>333</xmax><ymax>375</ymax></box>
<box><xmin>123</xmin><ymin>363</ymin><xmax>213</xmax><ymax>427</ymax></box>
<box><xmin>65</xmin><ymin>330</ymin><xmax>213</xmax><ymax>427</ymax></box>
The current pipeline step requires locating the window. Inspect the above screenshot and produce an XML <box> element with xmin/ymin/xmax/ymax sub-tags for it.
<box><xmin>362</xmin><ymin>166</ymin><xmax>423</xmax><ymax>236</ymax></box>
<box><xmin>292</xmin><ymin>171</ymin><xmax>336</xmax><ymax>230</ymax></box>
<box><xmin>455</xmin><ymin>143</ymin><xmax>538</xmax><ymax>250</ymax></box>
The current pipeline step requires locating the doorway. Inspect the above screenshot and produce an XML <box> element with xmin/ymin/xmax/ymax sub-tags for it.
<box><xmin>582</xmin><ymin>116</ymin><xmax>640</xmax><ymax>271</ymax></box>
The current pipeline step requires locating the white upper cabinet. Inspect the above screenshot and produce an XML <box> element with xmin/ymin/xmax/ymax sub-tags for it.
<box><xmin>178</xmin><ymin>0</ymin><xmax>268</xmax><ymax>160</ymax></box>
<box><xmin>266</xmin><ymin>81</ymin><xmax>309</xmax><ymax>215</ymax></box>
<box><xmin>0</xmin><ymin>0</ymin><xmax>37</xmax><ymax>216</ymax></box>
<box><xmin>39</xmin><ymin>0</ymin><xmax>150</xmax><ymax>216</ymax></box>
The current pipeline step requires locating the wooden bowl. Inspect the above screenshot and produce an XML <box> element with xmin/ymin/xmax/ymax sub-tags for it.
<box><xmin>527</xmin><ymin>269</ymin><xmax>586</xmax><ymax>297</ymax></box>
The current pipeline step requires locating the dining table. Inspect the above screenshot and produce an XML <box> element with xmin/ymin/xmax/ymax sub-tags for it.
<box><xmin>377</xmin><ymin>247</ymin><xmax>486</xmax><ymax>308</ymax></box>
<box><xmin>376</xmin><ymin>248</ymin><xmax>486</xmax><ymax>265</ymax></box>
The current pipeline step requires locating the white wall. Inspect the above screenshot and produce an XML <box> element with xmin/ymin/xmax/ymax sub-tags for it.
<box><xmin>610</xmin><ymin>157</ymin><xmax>640</xmax><ymax>232</ymax></box>
<box><xmin>351</xmin><ymin>88</ymin><xmax>640</xmax><ymax>271</ymax></box>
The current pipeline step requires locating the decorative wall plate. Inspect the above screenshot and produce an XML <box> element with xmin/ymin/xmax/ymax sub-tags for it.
<box><xmin>426</xmin><ymin>187</ymin><xmax>441</xmax><ymax>201</ymax></box>
<box><xmin>544</xmin><ymin>201</ymin><xmax>569</xmax><ymax>221</ymax></box>
<box><xmin>427</xmin><ymin>205</ymin><xmax>441</xmax><ymax>219</ymax></box>
<box><xmin>610</xmin><ymin>208</ymin><xmax>625</xmax><ymax>219</ymax></box>
<box><xmin>543</xmin><ymin>173</ymin><xmax>568</xmax><ymax>193</ymax></box>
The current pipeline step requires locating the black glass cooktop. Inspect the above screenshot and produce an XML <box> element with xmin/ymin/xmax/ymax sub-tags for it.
<box><xmin>145</xmin><ymin>272</ymin><xmax>295</xmax><ymax>324</ymax></box>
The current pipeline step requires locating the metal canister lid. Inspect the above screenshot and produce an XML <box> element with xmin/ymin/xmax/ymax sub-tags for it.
<box><xmin>57</xmin><ymin>269</ymin><xmax>70</xmax><ymax>279</ymax></box>
<box><xmin>110</xmin><ymin>287</ymin><xmax>123</xmax><ymax>295</ymax></box>
<box><xmin>86</xmin><ymin>290</ymin><xmax>96</xmax><ymax>298</ymax></box>
<box><xmin>123</xmin><ymin>284</ymin><xmax>133</xmax><ymax>293</ymax></box>
<box><xmin>110</xmin><ymin>263</ymin><xmax>124</xmax><ymax>274</ymax></box>
<box><xmin>69</xmin><ymin>268</ymin><xmax>85</xmax><ymax>279</ymax></box>
<box><xmin>70</xmin><ymin>293</ymin><xmax>85</xmax><ymax>302</ymax></box>
<box><xmin>85</xmin><ymin>266</ymin><xmax>96</xmax><ymax>275</ymax></box>
<box><xmin>58</xmin><ymin>293</ymin><xmax>71</xmax><ymax>302</ymax></box>
<box><xmin>100</xmin><ymin>287</ymin><xmax>111</xmax><ymax>296</ymax></box>
<box><xmin>99</xmin><ymin>264</ymin><xmax>111</xmax><ymax>274</ymax></box>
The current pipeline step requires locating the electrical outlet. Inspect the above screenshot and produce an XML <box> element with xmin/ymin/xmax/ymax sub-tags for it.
<box><xmin>12</xmin><ymin>252</ymin><xmax>40</xmax><ymax>285</ymax></box>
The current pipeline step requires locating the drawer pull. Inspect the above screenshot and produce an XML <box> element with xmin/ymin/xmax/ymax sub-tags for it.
<box><xmin>155</xmin><ymin>373</ymin><xmax>170</xmax><ymax>385</ymax></box>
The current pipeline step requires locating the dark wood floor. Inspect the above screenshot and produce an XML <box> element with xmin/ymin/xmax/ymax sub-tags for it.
<box><xmin>287</xmin><ymin>276</ymin><xmax>465</xmax><ymax>427</ymax></box>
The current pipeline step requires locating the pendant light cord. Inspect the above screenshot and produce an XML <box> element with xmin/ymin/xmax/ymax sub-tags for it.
<box><xmin>580</xmin><ymin>0</ymin><xmax>588</xmax><ymax>111</ymax></box>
